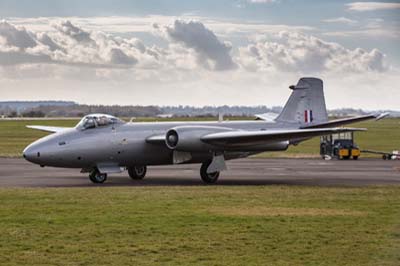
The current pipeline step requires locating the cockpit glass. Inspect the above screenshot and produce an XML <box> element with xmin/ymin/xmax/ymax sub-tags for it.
<box><xmin>76</xmin><ymin>114</ymin><xmax>124</xmax><ymax>130</ymax></box>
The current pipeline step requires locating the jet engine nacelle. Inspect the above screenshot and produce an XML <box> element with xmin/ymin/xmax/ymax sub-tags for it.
<box><xmin>165</xmin><ymin>126</ymin><xmax>232</xmax><ymax>152</ymax></box>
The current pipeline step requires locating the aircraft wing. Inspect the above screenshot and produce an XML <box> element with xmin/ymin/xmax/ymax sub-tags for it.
<box><xmin>302</xmin><ymin>113</ymin><xmax>389</xmax><ymax>129</ymax></box>
<box><xmin>26</xmin><ymin>125</ymin><xmax>71</xmax><ymax>133</ymax></box>
<box><xmin>201</xmin><ymin>127</ymin><xmax>365</xmax><ymax>147</ymax></box>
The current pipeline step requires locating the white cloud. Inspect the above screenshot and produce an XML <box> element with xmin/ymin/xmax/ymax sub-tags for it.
<box><xmin>0</xmin><ymin>19</ymin><xmax>391</xmax><ymax>74</ymax></box>
<box><xmin>0</xmin><ymin>19</ymin><xmax>242</xmax><ymax>72</ymax></box>
<box><xmin>346</xmin><ymin>2</ymin><xmax>400</xmax><ymax>12</ymax></box>
<box><xmin>238</xmin><ymin>31</ymin><xmax>388</xmax><ymax>73</ymax></box>
<box><xmin>322</xmin><ymin>17</ymin><xmax>358</xmax><ymax>24</ymax></box>
<box><xmin>322</xmin><ymin>18</ymin><xmax>400</xmax><ymax>39</ymax></box>
<box><xmin>0</xmin><ymin>18</ymin><xmax>392</xmax><ymax>74</ymax></box>
<box><xmin>248</xmin><ymin>0</ymin><xmax>277</xmax><ymax>3</ymax></box>
<box><xmin>0</xmin><ymin>17</ymin><xmax>398</xmax><ymax>110</ymax></box>
<box><xmin>323</xmin><ymin>28</ymin><xmax>400</xmax><ymax>39</ymax></box>
<box><xmin>365</xmin><ymin>18</ymin><xmax>384</xmax><ymax>29</ymax></box>
<box><xmin>0</xmin><ymin>21</ymin><xmax>37</xmax><ymax>49</ymax></box>
<box><xmin>0</xmin><ymin>20</ymin><xmax>161</xmax><ymax>67</ymax></box>
<box><xmin>54</xmin><ymin>20</ymin><xmax>94</xmax><ymax>43</ymax></box>
<box><xmin>163</xmin><ymin>20</ymin><xmax>236</xmax><ymax>71</ymax></box>
<box><xmin>6</xmin><ymin>16</ymin><xmax>315</xmax><ymax>38</ymax></box>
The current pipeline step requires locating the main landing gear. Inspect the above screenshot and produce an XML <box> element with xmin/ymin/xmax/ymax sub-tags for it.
<box><xmin>200</xmin><ymin>160</ymin><xmax>220</xmax><ymax>184</ymax></box>
<box><xmin>89</xmin><ymin>169</ymin><xmax>107</xmax><ymax>184</ymax></box>
<box><xmin>88</xmin><ymin>166</ymin><xmax>147</xmax><ymax>184</ymax></box>
<box><xmin>128</xmin><ymin>166</ymin><xmax>147</xmax><ymax>180</ymax></box>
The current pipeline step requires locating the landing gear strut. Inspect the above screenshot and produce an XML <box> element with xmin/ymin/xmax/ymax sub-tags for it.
<box><xmin>200</xmin><ymin>160</ymin><xmax>220</xmax><ymax>184</ymax></box>
<box><xmin>89</xmin><ymin>169</ymin><xmax>107</xmax><ymax>183</ymax></box>
<box><xmin>128</xmin><ymin>166</ymin><xmax>147</xmax><ymax>180</ymax></box>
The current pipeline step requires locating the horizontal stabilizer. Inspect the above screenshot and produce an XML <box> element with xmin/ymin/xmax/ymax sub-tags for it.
<box><xmin>302</xmin><ymin>113</ymin><xmax>388</xmax><ymax>129</ymax></box>
<box><xmin>26</xmin><ymin>125</ymin><xmax>71</xmax><ymax>133</ymax></box>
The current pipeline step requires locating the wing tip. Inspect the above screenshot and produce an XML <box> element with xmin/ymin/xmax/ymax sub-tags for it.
<box><xmin>375</xmin><ymin>112</ymin><xmax>390</xmax><ymax>121</ymax></box>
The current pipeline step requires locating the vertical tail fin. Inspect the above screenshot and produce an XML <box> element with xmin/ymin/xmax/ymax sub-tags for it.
<box><xmin>275</xmin><ymin>77</ymin><xmax>328</xmax><ymax>125</ymax></box>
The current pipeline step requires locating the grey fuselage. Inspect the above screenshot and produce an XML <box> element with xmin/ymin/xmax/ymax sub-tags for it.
<box><xmin>23</xmin><ymin>120</ymin><xmax>299</xmax><ymax>169</ymax></box>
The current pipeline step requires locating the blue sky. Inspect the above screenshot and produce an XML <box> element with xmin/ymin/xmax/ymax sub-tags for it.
<box><xmin>0</xmin><ymin>0</ymin><xmax>397</xmax><ymax>17</ymax></box>
<box><xmin>1</xmin><ymin>0</ymin><xmax>399</xmax><ymax>23</ymax></box>
<box><xmin>0</xmin><ymin>1</ymin><xmax>399</xmax><ymax>109</ymax></box>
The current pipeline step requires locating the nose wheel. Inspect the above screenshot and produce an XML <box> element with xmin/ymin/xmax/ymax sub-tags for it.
<box><xmin>128</xmin><ymin>166</ymin><xmax>147</xmax><ymax>180</ymax></box>
<box><xmin>89</xmin><ymin>169</ymin><xmax>107</xmax><ymax>183</ymax></box>
<box><xmin>200</xmin><ymin>161</ymin><xmax>220</xmax><ymax>184</ymax></box>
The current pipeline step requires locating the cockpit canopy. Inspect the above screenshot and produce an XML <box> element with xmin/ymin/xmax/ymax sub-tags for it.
<box><xmin>76</xmin><ymin>114</ymin><xmax>124</xmax><ymax>130</ymax></box>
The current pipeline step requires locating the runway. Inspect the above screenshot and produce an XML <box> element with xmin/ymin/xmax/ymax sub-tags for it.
<box><xmin>1</xmin><ymin>158</ymin><xmax>399</xmax><ymax>187</ymax></box>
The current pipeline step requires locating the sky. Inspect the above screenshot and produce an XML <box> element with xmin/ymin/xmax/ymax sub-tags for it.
<box><xmin>0</xmin><ymin>0</ymin><xmax>399</xmax><ymax>110</ymax></box>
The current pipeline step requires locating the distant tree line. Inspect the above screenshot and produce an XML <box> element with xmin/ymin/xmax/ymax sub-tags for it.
<box><xmin>0</xmin><ymin>102</ymin><xmax>398</xmax><ymax>118</ymax></box>
<box><xmin>0</xmin><ymin>104</ymin><xmax>280</xmax><ymax>118</ymax></box>
<box><xmin>0</xmin><ymin>104</ymin><xmax>162</xmax><ymax>118</ymax></box>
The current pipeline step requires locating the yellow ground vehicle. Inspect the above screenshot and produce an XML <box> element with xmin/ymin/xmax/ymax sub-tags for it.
<box><xmin>320</xmin><ymin>132</ymin><xmax>360</xmax><ymax>160</ymax></box>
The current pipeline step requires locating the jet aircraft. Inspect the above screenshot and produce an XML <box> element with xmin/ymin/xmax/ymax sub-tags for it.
<box><xmin>23</xmin><ymin>77</ymin><xmax>386</xmax><ymax>184</ymax></box>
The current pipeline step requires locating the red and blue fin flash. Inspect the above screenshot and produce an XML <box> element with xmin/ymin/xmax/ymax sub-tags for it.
<box><xmin>304</xmin><ymin>110</ymin><xmax>313</xmax><ymax>123</ymax></box>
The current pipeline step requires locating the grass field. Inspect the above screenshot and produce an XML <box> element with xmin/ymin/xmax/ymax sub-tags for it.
<box><xmin>0</xmin><ymin>186</ymin><xmax>399</xmax><ymax>266</ymax></box>
<box><xmin>1</xmin><ymin>118</ymin><xmax>399</xmax><ymax>265</ymax></box>
<box><xmin>0</xmin><ymin>117</ymin><xmax>399</xmax><ymax>158</ymax></box>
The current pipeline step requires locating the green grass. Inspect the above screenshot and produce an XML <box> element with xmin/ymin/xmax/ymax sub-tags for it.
<box><xmin>1</xmin><ymin>118</ymin><xmax>399</xmax><ymax>265</ymax></box>
<box><xmin>0</xmin><ymin>186</ymin><xmax>399</xmax><ymax>266</ymax></box>
<box><xmin>0</xmin><ymin>118</ymin><xmax>399</xmax><ymax>158</ymax></box>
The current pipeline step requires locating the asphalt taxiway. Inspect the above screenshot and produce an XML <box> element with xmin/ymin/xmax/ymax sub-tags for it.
<box><xmin>0</xmin><ymin>158</ymin><xmax>399</xmax><ymax>187</ymax></box>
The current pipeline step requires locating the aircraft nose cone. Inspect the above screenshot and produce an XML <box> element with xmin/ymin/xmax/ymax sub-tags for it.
<box><xmin>23</xmin><ymin>144</ymin><xmax>41</xmax><ymax>163</ymax></box>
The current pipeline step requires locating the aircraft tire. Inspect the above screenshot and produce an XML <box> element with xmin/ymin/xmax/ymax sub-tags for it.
<box><xmin>89</xmin><ymin>169</ymin><xmax>107</xmax><ymax>184</ymax></box>
<box><xmin>128</xmin><ymin>166</ymin><xmax>147</xmax><ymax>180</ymax></box>
<box><xmin>200</xmin><ymin>161</ymin><xmax>220</xmax><ymax>184</ymax></box>
<box><xmin>353</xmin><ymin>156</ymin><xmax>359</xmax><ymax>160</ymax></box>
